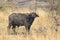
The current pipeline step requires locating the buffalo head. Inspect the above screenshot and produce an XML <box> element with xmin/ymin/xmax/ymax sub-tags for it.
<box><xmin>29</xmin><ymin>12</ymin><xmax>39</xmax><ymax>18</ymax></box>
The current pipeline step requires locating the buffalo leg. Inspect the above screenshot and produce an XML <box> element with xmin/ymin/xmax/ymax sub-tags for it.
<box><xmin>12</xmin><ymin>25</ymin><xmax>17</xmax><ymax>35</ymax></box>
<box><xmin>25</xmin><ymin>25</ymin><xmax>31</xmax><ymax>34</ymax></box>
<box><xmin>7</xmin><ymin>24</ymin><xmax>11</xmax><ymax>34</ymax></box>
<box><xmin>27</xmin><ymin>26</ymin><xmax>31</xmax><ymax>32</ymax></box>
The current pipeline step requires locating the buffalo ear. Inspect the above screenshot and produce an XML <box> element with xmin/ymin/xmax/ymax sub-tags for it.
<box><xmin>29</xmin><ymin>13</ymin><xmax>35</xmax><ymax>17</ymax></box>
<box><xmin>29</xmin><ymin>14</ymin><xmax>32</xmax><ymax>17</ymax></box>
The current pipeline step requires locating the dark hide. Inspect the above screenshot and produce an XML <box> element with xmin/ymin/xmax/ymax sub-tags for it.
<box><xmin>8</xmin><ymin>12</ymin><xmax>39</xmax><ymax>34</ymax></box>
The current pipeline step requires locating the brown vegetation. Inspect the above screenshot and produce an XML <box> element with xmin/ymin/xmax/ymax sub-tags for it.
<box><xmin>0</xmin><ymin>3</ymin><xmax>60</xmax><ymax>40</ymax></box>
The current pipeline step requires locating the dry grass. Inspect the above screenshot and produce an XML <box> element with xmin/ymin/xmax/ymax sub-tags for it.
<box><xmin>0</xmin><ymin>7</ymin><xmax>60</xmax><ymax>40</ymax></box>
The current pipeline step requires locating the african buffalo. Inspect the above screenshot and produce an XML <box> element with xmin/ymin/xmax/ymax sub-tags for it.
<box><xmin>7</xmin><ymin>12</ymin><xmax>39</xmax><ymax>34</ymax></box>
